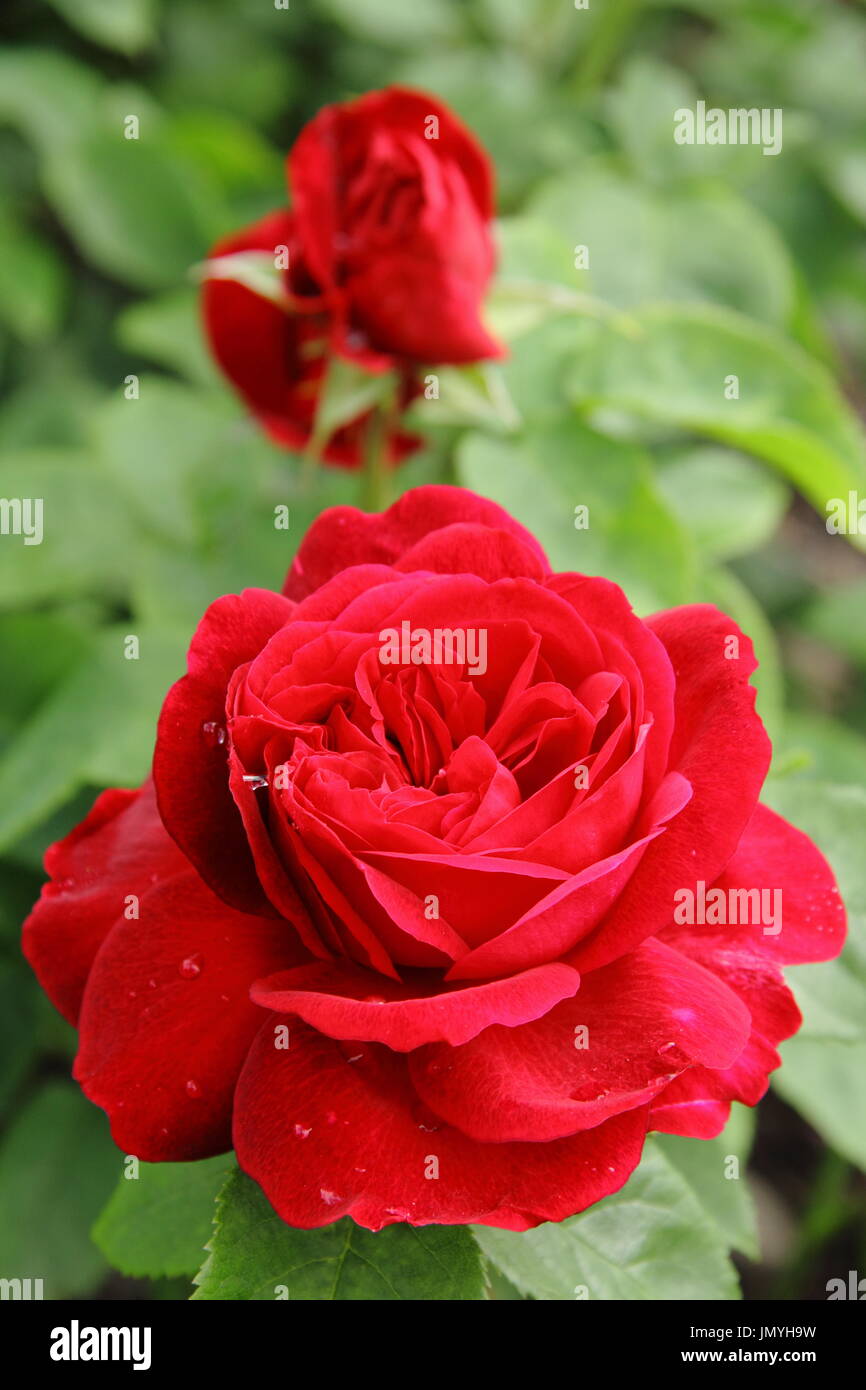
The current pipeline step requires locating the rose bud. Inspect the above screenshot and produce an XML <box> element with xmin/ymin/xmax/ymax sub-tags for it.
<box><xmin>202</xmin><ymin>88</ymin><xmax>503</xmax><ymax>467</ymax></box>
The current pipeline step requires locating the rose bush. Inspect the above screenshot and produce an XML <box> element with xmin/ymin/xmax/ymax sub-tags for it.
<box><xmin>203</xmin><ymin>88</ymin><xmax>503</xmax><ymax>466</ymax></box>
<box><xmin>24</xmin><ymin>487</ymin><xmax>845</xmax><ymax>1232</ymax></box>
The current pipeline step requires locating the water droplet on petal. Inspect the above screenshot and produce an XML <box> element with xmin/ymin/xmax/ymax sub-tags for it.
<box><xmin>425</xmin><ymin>1058</ymin><xmax>451</xmax><ymax>1077</ymax></box>
<box><xmin>320</xmin><ymin>1189</ymin><xmax>342</xmax><ymax>1206</ymax></box>
<box><xmin>179</xmin><ymin>953</ymin><xmax>203</xmax><ymax>979</ymax></box>
<box><xmin>293</xmin><ymin>1124</ymin><xmax>312</xmax><ymax>1139</ymax></box>
<box><xmin>185</xmin><ymin>1079</ymin><xmax>201</xmax><ymax>1098</ymax></box>
<box><xmin>201</xmin><ymin>721</ymin><xmax>226</xmax><ymax>748</ymax></box>
<box><xmin>413</xmin><ymin>1100</ymin><xmax>441</xmax><ymax>1133</ymax></box>
<box><xmin>353</xmin><ymin>1167</ymin><xmax>367</xmax><ymax>1175</ymax></box>
<box><xmin>242</xmin><ymin>774</ymin><xmax>269</xmax><ymax>792</ymax></box>
<box><xmin>325</xmin><ymin>1110</ymin><xmax>338</xmax><ymax>1126</ymax></box>
<box><xmin>363</xmin><ymin>995</ymin><xmax>386</xmax><ymax>1004</ymax></box>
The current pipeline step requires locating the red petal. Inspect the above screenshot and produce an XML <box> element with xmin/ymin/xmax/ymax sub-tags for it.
<box><xmin>22</xmin><ymin>781</ymin><xmax>186</xmax><ymax>1025</ymax></box>
<box><xmin>233</xmin><ymin>1019</ymin><xmax>648</xmax><ymax>1230</ymax></box>
<box><xmin>74</xmin><ymin>873</ymin><xmax>304</xmax><ymax>1161</ymax></box>
<box><xmin>282</xmin><ymin>485</ymin><xmax>549</xmax><ymax>600</ymax></box>
<box><xmin>412</xmin><ymin>939</ymin><xmax>751</xmax><ymax>1142</ymax></box>
<box><xmin>289</xmin><ymin>86</ymin><xmax>495</xmax><ymax>293</ymax></box>
<box><xmin>572</xmin><ymin>605</ymin><xmax>771</xmax><ymax>971</ymax></box>
<box><xmin>250</xmin><ymin>958</ymin><xmax>580</xmax><ymax>1051</ymax></box>
<box><xmin>697</xmin><ymin>802</ymin><xmax>846</xmax><ymax>965</ymax></box>
<box><xmin>153</xmin><ymin>588</ymin><xmax>293</xmax><ymax>914</ymax></box>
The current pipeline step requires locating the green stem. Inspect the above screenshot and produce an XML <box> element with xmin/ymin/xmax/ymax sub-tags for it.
<box><xmin>361</xmin><ymin>402</ymin><xmax>391</xmax><ymax>513</ymax></box>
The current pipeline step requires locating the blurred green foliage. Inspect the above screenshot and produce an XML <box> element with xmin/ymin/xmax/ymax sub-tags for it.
<box><xmin>1</xmin><ymin>0</ymin><xmax>866</xmax><ymax>1299</ymax></box>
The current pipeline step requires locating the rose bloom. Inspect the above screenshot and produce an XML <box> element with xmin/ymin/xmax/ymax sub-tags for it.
<box><xmin>24</xmin><ymin>488</ymin><xmax>844</xmax><ymax>1231</ymax></box>
<box><xmin>202</xmin><ymin>88</ymin><xmax>503</xmax><ymax>467</ymax></box>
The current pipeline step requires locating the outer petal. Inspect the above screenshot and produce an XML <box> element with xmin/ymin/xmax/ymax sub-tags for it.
<box><xmin>393</xmin><ymin>523</ymin><xmax>547</xmax><ymax>585</ymax></box>
<box><xmin>153</xmin><ymin>588</ymin><xmax>293</xmax><ymax>914</ymax></box>
<box><xmin>572</xmin><ymin>606</ymin><xmax>772</xmax><ymax>972</ymax></box>
<box><xmin>648</xmin><ymin>802</ymin><xmax>844</xmax><ymax>1136</ymax></box>
<box><xmin>250</xmin><ymin>958</ymin><xmax>581</xmax><ymax>1051</ymax></box>
<box><xmin>281</xmin><ymin>485</ymin><xmax>549</xmax><ymax>600</ymax></box>
<box><xmin>233</xmin><ymin>1019</ymin><xmax>648</xmax><ymax>1230</ymax></box>
<box><xmin>201</xmin><ymin>209</ymin><xmax>311</xmax><ymax>453</ymax></box>
<box><xmin>74</xmin><ymin>873</ymin><xmax>304</xmax><ymax>1161</ymax></box>
<box><xmin>411</xmin><ymin>939</ymin><xmax>751</xmax><ymax>1142</ymax></box>
<box><xmin>649</xmin><ymin>944</ymin><xmax>802</xmax><ymax>1139</ymax></box>
<box><xmin>702</xmin><ymin>802</ymin><xmax>846</xmax><ymax>965</ymax></box>
<box><xmin>22</xmin><ymin>781</ymin><xmax>186</xmax><ymax>1025</ymax></box>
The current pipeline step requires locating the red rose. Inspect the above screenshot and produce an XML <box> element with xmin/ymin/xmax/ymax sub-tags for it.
<box><xmin>24</xmin><ymin>487</ymin><xmax>844</xmax><ymax>1231</ymax></box>
<box><xmin>202</xmin><ymin>88</ymin><xmax>503</xmax><ymax>466</ymax></box>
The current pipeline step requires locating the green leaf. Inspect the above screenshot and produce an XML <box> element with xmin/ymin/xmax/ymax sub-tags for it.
<box><xmin>318</xmin><ymin>0</ymin><xmax>462</xmax><ymax>46</ymax></box>
<box><xmin>569</xmin><ymin>302</ymin><xmax>866</xmax><ymax>533</ymax></box>
<box><xmin>0</xmin><ymin>49</ymin><xmax>102</xmax><ymax>155</ymax></box>
<box><xmin>44</xmin><ymin>128</ymin><xmax>221</xmax><ymax>290</ymax></box>
<box><xmin>0</xmin><ymin>1082</ymin><xmax>117</xmax><ymax>1298</ymax></box>
<box><xmin>115</xmin><ymin>289</ymin><xmax>219</xmax><ymax>388</ymax></box>
<box><xmin>655</xmin><ymin>446</ymin><xmax>790</xmax><ymax>561</ymax></box>
<box><xmin>0</xmin><ymin>358</ymin><xmax>103</xmax><ymax>451</ymax></box>
<box><xmin>407</xmin><ymin>364</ymin><xmax>520</xmax><ymax>433</ymax></box>
<box><xmin>775</xmin><ymin>712</ymin><xmax>866</xmax><ymax>789</ymax></box>
<box><xmin>489</xmin><ymin>217</ymin><xmax>594</xmax><ymax>340</ymax></box>
<box><xmin>0</xmin><ymin>448</ymin><xmax>137</xmax><ymax>608</ymax></box>
<box><xmin>656</xmin><ymin>1113</ymin><xmax>759</xmax><ymax>1260</ymax></box>
<box><xmin>529</xmin><ymin>166</ymin><xmax>796</xmax><ymax>326</ymax></box>
<box><xmin>474</xmin><ymin>1139</ymin><xmax>740</xmax><ymax>1300</ymax></box>
<box><xmin>90</xmin><ymin>378</ymin><xmax>238</xmax><ymax>545</ymax></box>
<box><xmin>759</xmin><ymin>780</ymin><xmax>866</xmax><ymax>1172</ymax></box>
<box><xmin>168</xmin><ymin>111</ymin><xmax>282</xmax><ymax>198</ymax></box>
<box><xmin>494</xmin><ymin>315</ymin><xmax>600</xmax><ymax>425</ymax></box>
<box><xmin>0</xmin><ymin>611</ymin><xmax>93</xmax><ymax>742</ymax></box>
<box><xmin>193</xmin><ymin>1169</ymin><xmax>485</xmax><ymax>1301</ymax></box>
<box><xmin>93</xmin><ymin>1155</ymin><xmax>234</xmax><ymax>1280</ymax></box>
<box><xmin>457</xmin><ymin>420</ymin><xmax>697</xmax><ymax>613</ymax></box>
<box><xmin>773</xmin><ymin>1036</ymin><xmax>866</xmax><ymax>1174</ymax></box>
<box><xmin>0</xmin><ymin>210</ymin><xmax>66</xmax><ymax>342</ymax></box>
<box><xmin>0</xmin><ymin>958</ymin><xmax>40</xmax><ymax>1119</ymax></box>
<box><xmin>43</xmin><ymin>0</ymin><xmax>158</xmax><ymax>56</ymax></box>
<box><xmin>801</xmin><ymin>577</ymin><xmax>866</xmax><ymax>668</ymax></box>
<box><xmin>0</xmin><ymin>625</ymin><xmax>188</xmax><ymax>851</ymax></box>
<box><xmin>310</xmin><ymin>359</ymin><xmax>399</xmax><ymax>454</ymax></box>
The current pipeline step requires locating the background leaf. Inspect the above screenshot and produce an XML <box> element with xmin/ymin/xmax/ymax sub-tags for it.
<box><xmin>474</xmin><ymin>1138</ymin><xmax>741</xmax><ymax>1301</ymax></box>
<box><xmin>93</xmin><ymin>1154</ymin><xmax>234</xmax><ymax>1279</ymax></box>
<box><xmin>0</xmin><ymin>1082</ymin><xmax>117</xmax><ymax>1298</ymax></box>
<box><xmin>193</xmin><ymin>1168</ymin><xmax>485</xmax><ymax>1301</ymax></box>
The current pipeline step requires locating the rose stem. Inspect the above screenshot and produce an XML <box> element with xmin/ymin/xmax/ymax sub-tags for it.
<box><xmin>361</xmin><ymin>400</ymin><xmax>392</xmax><ymax>513</ymax></box>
